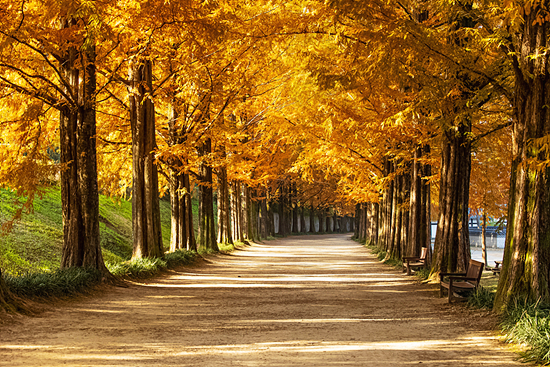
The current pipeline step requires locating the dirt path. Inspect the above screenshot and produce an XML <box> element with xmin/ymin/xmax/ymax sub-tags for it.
<box><xmin>0</xmin><ymin>234</ymin><xmax>522</xmax><ymax>366</ymax></box>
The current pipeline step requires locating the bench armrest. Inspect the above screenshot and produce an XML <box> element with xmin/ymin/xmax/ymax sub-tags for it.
<box><xmin>403</xmin><ymin>256</ymin><xmax>421</xmax><ymax>261</ymax></box>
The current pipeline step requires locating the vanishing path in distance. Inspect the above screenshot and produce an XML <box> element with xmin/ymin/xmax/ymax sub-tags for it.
<box><xmin>0</xmin><ymin>234</ymin><xmax>521</xmax><ymax>366</ymax></box>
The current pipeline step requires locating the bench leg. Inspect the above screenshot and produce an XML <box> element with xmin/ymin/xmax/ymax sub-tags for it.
<box><xmin>448</xmin><ymin>278</ymin><xmax>454</xmax><ymax>303</ymax></box>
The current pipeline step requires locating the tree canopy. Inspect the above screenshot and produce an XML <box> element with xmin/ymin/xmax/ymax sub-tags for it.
<box><xmin>2</xmin><ymin>0</ymin><xmax>549</xmax><ymax>309</ymax></box>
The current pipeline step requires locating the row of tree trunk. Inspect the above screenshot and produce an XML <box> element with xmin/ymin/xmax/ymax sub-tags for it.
<box><xmin>354</xmin><ymin>145</ymin><xmax>432</xmax><ymax>267</ymax></box>
<box><xmin>211</xmin><ymin>178</ymin><xmax>352</xmax><ymax>246</ymax></box>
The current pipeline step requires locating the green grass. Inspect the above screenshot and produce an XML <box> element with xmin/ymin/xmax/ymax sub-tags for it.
<box><xmin>0</xmin><ymin>187</ymin><xmax>179</xmax><ymax>277</ymax></box>
<box><xmin>413</xmin><ymin>267</ymin><xmax>431</xmax><ymax>281</ymax></box>
<box><xmin>500</xmin><ymin>298</ymin><xmax>550</xmax><ymax>365</ymax></box>
<box><xmin>467</xmin><ymin>287</ymin><xmax>495</xmax><ymax>309</ymax></box>
<box><xmin>0</xmin><ymin>187</ymin><xmax>205</xmax><ymax>295</ymax></box>
<box><xmin>0</xmin><ymin>185</ymin><xmax>215</xmax><ymax>299</ymax></box>
<box><xmin>5</xmin><ymin>267</ymin><xmax>102</xmax><ymax>298</ymax></box>
<box><xmin>0</xmin><ymin>188</ymin><xmax>63</xmax><ymax>275</ymax></box>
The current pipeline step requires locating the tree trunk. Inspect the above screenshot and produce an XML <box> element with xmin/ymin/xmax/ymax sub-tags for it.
<box><xmin>300</xmin><ymin>206</ymin><xmax>307</xmax><ymax>233</ymax></box>
<box><xmin>362</xmin><ymin>203</ymin><xmax>369</xmax><ymax>241</ymax></box>
<box><xmin>216</xmin><ymin>167</ymin><xmax>232</xmax><ymax>245</ymax></box>
<box><xmin>369</xmin><ymin>203</ymin><xmax>379</xmax><ymax>246</ymax></box>
<box><xmin>319</xmin><ymin>209</ymin><xmax>325</xmax><ymax>233</ymax></box>
<box><xmin>59</xmin><ymin>30</ymin><xmax>106</xmax><ymax>272</ymax></box>
<box><xmin>495</xmin><ymin>10</ymin><xmax>550</xmax><ymax>308</ymax></box>
<box><xmin>278</xmin><ymin>190</ymin><xmax>286</xmax><ymax>236</ymax></box>
<box><xmin>420</xmin><ymin>145</ymin><xmax>432</xmax><ymax>265</ymax></box>
<box><xmin>407</xmin><ymin>147</ymin><xmax>422</xmax><ymax>257</ymax></box>
<box><xmin>354</xmin><ymin>204</ymin><xmax>362</xmax><ymax>240</ymax></box>
<box><xmin>481</xmin><ymin>211</ymin><xmax>487</xmax><ymax>267</ymax></box>
<box><xmin>259</xmin><ymin>197</ymin><xmax>269</xmax><ymax>239</ymax></box>
<box><xmin>387</xmin><ymin>165</ymin><xmax>405</xmax><ymax>260</ymax></box>
<box><xmin>309</xmin><ymin>205</ymin><xmax>316</xmax><ymax>233</ymax></box>
<box><xmin>431</xmin><ymin>122</ymin><xmax>472</xmax><ymax>275</ymax></box>
<box><xmin>185</xmin><ymin>174</ymin><xmax>196</xmax><ymax>250</ymax></box>
<box><xmin>166</xmin><ymin>104</ymin><xmax>193</xmax><ymax>252</ymax></box>
<box><xmin>129</xmin><ymin>59</ymin><xmax>163</xmax><ymax>259</ymax></box>
<box><xmin>231</xmin><ymin>181</ymin><xmax>244</xmax><ymax>242</ymax></box>
<box><xmin>243</xmin><ymin>185</ymin><xmax>256</xmax><ymax>241</ymax></box>
<box><xmin>379</xmin><ymin>157</ymin><xmax>393</xmax><ymax>250</ymax></box>
<box><xmin>169</xmin><ymin>171</ymin><xmax>187</xmax><ymax>252</ymax></box>
<box><xmin>197</xmin><ymin>138</ymin><xmax>218</xmax><ymax>252</ymax></box>
<box><xmin>267</xmin><ymin>192</ymin><xmax>275</xmax><ymax>237</ymax></box>
<box><xmin>358</xmin><ymin>203</ymin><xmax>362</xmax><ymax>240</ymax></box>
<box><xmin>291</xmin><ymin>183</ymin><xmax>298</xmax><ymax>233</ymax></box>
<box><xmin>0</xmin><ymin>270</ymin><xmax>28</xmax><ymax>313</ymax></box>
<box><xmin>400</xmin><ymin>170</ymin><xmax>411</xmax><ymax>257</ymax></box>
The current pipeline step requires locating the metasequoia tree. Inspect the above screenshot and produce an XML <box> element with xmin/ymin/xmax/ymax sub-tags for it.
<box><xmin>0</xmin><ymin>1</ymin><xmax>109</xmax><ymax>274</ymax></box>
<box><xmin>128</xmin><ymin>58</ymin><xmax>163</xmax><ymax>258</ymax></box>
<box><xmin>493</xmin><ymin>3</ymin><xmax>550</xmax><ymax>308</ymax></box>
<box><xmin>164</xmin><ymin>96</ymin><xmax>197</xmax><ymax>252</ymax></box>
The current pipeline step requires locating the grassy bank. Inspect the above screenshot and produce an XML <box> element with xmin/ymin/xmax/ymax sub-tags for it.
<box><xmin>0</xmin><ymin>186</ymin><xmax>179</xmax><ymax>276</ymax></box>
<box><xmin>0</xmin><ymin>186</ymin><xmax>205</xmax><ymax>297</ymax></box>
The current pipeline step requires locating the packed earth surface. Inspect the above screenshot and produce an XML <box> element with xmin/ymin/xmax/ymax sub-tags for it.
<box><xmin>0</xmin><ymin>234</ymin><xmax>523</xmax><ymax>366</ymax></box>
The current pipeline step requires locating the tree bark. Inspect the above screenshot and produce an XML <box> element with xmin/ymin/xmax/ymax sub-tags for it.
<box><xmin>319</xmin><ymin>208</ymin><xmax>325</xmax><ymax>233</ymax></box>
<box><xmin>59</xmin><ymin>28</ymin><xmax>107</xmax><ymax>272</ymax></box>
<box><xmin>216</xmin><ymin>167</ymin><xmax>232</xmax><ymax>245</ymax></box>
<box><xmin>260</xmin><ymin>197</ymin><xmax>269</xmax><ymax>239</ymax></box>
<box><xmin>407</xmin><ymin>147</ymin><xmax>422</xmax><ymax>257</ymax></box>
<box><xmin>300</xmin><ymin>205</ymin><xmax>307</xmax><ymax>233</ymax></box>
<box><xmin>129</xmin><ymin>59</ymin><xmax>163</xmax><ymax>259</ymax></box>
<box><xmin>495</xmin><ymin>10</ymin><xmax>550</xmax><ymax>308</ymax></box>
<box><xmin>166</xmin><ymin>102</ymin><xmax>195</xmax><ymax>252</ymax></box>
<box><xmin>309</xmin><ymin>205</ymin><xmax>316</xmax><ymax>233</ymax></box>
<box><xmin>354</xmin><ymin>204</ymin><xmax>362</xmax><ymax>240</ymax></box>
<box><xmin>379</xmin><ymin>157</ymin><xmax>393</xmax><ymax>250</ymax></box>
<box><xmin>291</xmin><ymin>183</ymin><xmax>298</xmax><ymax>233</ymax></box>
<box><xmin>169</xmin><ymin>171</ymin><xmax>187</xmax><ymax>251</ymax></box>
<box><xmin>267</xmin><ymin>189</ymin><xmax>275</xmax><ymax>237</ymax></box>
<box><xmin>481</xmin><ymin>211</ymin><xmax>487</xmax><ymax>267</ymax></box>
<box><xmin>0</xmin><ymin>269</ymin><xmax>28</xmax><ymax>313</ymax></box>
<box><xmin>231</xmin><ymin>181</ymin><xmax>244</xmax><ymax>242</ymax></box>
<box><xmin>197</xmin><ymin>138</ymin><xmax>218</xmax><ymax>252</ymax></box>
<box><xmin>407</xmin><ymin>145</ymin><xmax>433</xmax><ymax>262</ymax></box>
<box><xmin>369</xmin><ymin>203</ymin><xmax>379</xmax><ymax>246</ymax></box>
<box><xmin>431</xmin><ymin>121</ymin><xmax>472</xmax><ymax>274</ymax></box>
<box><xmin>351</xmin><ymin>203</ymin><xmax>362</xmax><ymax>241</ymax></box>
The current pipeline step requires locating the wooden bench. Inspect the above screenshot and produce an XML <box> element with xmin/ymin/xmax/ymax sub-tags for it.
<box><xmin>491</xmin><ymin>261</ymin><xmax>502</xmax><ymax>276</ymax></box>
<box><xmin>439</xmin><ymin>259</ymin><xmax>484</xmax><ymax>303</ymax></box>
<box><xmin>402</xmin><ymin>247</ymin><xmax>428</xmax><ymax>276</ymax></box>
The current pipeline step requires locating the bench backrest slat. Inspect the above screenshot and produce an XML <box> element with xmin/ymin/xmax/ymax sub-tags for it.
<box><xmin>465</xmin><ymin>259</ymin><xmax>484</xmax><ymax>283</ymax></box>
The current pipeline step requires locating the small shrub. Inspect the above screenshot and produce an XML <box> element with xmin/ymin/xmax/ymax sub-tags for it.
<box><xmin>107</xmin><ymin>257</ymin><xmax>167</xmax><ymax>278</ymax></box>
<box><xmin>218</xmin><ymin>243</ymin><xmax>235</xmax><ymax>252</ymax></box>
<box><xmin>6</xmin><ymin>267</ymin><xmax>102</xmax><ymax>298</ymax></box>
<box><xmin>165</xmin><ymin>250</ymin><xmax>197</xmax><ymax>268</ymax></box>
<box><xmin>413</xmin><ymin>267</ymin><xmax>431</xmax><ymax>280</ymax></box>
<box><xmin>467</xmin><ymin>287</ymin><xmax>495</xmax><ymax>309</ymax></box>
